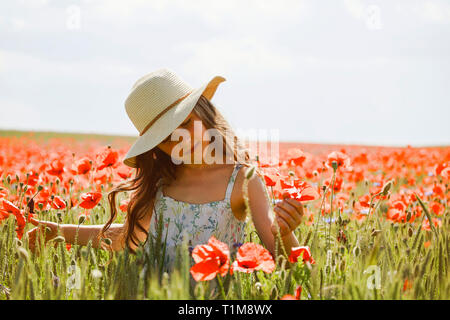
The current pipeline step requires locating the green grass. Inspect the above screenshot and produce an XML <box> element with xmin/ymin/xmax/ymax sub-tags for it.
<box><xmin>0</xmin><ymin>178</ymin><xmax>448</xmax><ymax>300</ymax></box>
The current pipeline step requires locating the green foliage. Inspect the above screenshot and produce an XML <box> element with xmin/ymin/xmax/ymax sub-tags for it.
<box><xmin>0</xmin><ymin>180</ymin><xmax>448</xmax><ymax>300</ymax></box>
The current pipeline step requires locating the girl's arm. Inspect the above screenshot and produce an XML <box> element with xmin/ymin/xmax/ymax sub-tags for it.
<box><xmin>61</xmin><ymin>223</ymin><xmax>125</xmax><ymax>250</ymax></box>
<box><xmin>246</xmin><ymin>173</ymin><xmax>301</xmax><ymax>258</ymax></box>
<box><xmin>28</xmin><ymin>218</ymin><xmax>127</xmax><ymax>252</ymax></box>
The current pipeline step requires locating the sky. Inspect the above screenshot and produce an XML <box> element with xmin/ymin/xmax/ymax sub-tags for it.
<box><xmin>1</xmin><ymin>0</ymin><xmax>449</xmax><ymax>146</ymax></box>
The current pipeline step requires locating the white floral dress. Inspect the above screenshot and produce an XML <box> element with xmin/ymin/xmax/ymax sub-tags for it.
<box><xmin>146</xmin><ymin>163</ymin><xmax>248</xmax><ymax>272</ymax></box>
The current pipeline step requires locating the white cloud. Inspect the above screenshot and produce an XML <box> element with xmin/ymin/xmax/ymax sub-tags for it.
<box><xmin>0</xmin><ymin>98</ymin><xmax>44</xmax><ymax>131</ymax></box>
<box><xmin>17</xmin><ymin>0</ymin><xmax>49</xmax><ymax>9</ymax></box>
<box><xmin>0</xmin><ymin>49</ymin><xmax>134</xmax><ymax>83</ymax></box>
<box><xmin>391</xmin><ymin>0</ymin><xmax>450</xmax><ymax>24</ymax></box>
<box><xmin>10</xmin><ymin>18</ymin><xmax>26</xmax><ymax>31</ymax></box>
<box><xmin>175</xmin><ymin>37</ymin><xmax>294</xmax><ymax>80</ymax></box>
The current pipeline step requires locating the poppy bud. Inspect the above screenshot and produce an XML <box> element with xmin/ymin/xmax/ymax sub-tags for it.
<box><xmin>24</xmin><ymin>185</ymin><xmax>28</xmax><ymax>192</ymax></box>
<box><xmin>45</xmin><ymin>227</ymin><xmax>52</xmax><ymax>234</ymax></box>
<box><xmin>56</xmin><ymin>178</ymin><xmax>60</xmax><ymax>185</ymax></box>
<box><xmin>381</xmin><ymin>180</ymin><xmax>393</xmax><ymax>196</ymax></box>
<box><xmin>38</xmin><ymin>203</ymin><xmax>44</xmax><ymax>210</ymax></box>
<box><xmin>56</xmin><ymin>212</ymin><xmax>63</xmax><ymax>222</ymax></box>
<box><xmin>331</xmin><ymin>161</ymin><xmax>338</xmax><ymax>171</ymax></box>
<box><xmin>245</xmin><ymin>166</ymin><xmax>256</xmax><ymax>180</ymax></box>
<box><xmin>340</xmin><ymin>260</ymin><xmax>346</xmax><ymax>272</ymax></box>
<box><xmin>15</xmin><ymin>174</ymin><xmax>19</xmax><ymax>182</ymax></box>
<box><xmin>53</xmin><ymin>254</ymin><xmax>59</xmax><ymax>264</ymax></box>
<box><xmin>37</xmin><ymin>185</ymin><xmax>44</xmax><ymax>192</ymax></box>
<box><xmin>353</xmin><ymin>246</ymin><xmax>360</xmax><ymax>257</ymax></box>
<box><xmin>6</xmin><ymin>175</ymin><xmax>11</xmax><ymax>184</ymax></box>
<box><xmin>255</xmin><ymin>155</ymin><xmax>259</xmax><ymax>162</ymax></box>
<box><xmin>102</xmin><ymin>238</ymin><xmax>112</xmax><ymax>246</ymax></box>
<box><xmin>15</xmin><ymin>238</ymin><xmax>23</xmax><ymax>247</ymax></box>
<box><xmin>288</xmin><ymin>170</ymin><xmax>295</xmax><ymax>177</ymax></box>
<box><xmin>406</xmin><ymin>211</ymin><xmax>412</xmax><ymax>222</ymax></box>
<box><xmin>78</xmin><ymin>215</ymin><xmax>86</xmax><ymax>225</ymax></box>
<box><xmin>408</xmin><ymin>227</ymin><xmax>413</xmax><ymax>237</ymax></box>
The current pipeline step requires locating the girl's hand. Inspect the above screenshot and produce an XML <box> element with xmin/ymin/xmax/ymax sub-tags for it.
<box><xmin>27</xmin><ymin>218</ymin><xmax>60</xmax><ymax>253</ymax></box>
<box><xmin>271</xmin><ymin>197</ymin><xmax>305</xmax><ymax>238</ymax></box>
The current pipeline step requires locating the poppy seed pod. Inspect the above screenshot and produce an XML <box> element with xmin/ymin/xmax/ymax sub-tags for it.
<box><xmin>78</xmin><ymin>215</ymin><xmax>86</xmax><ymax>225</ymax></box>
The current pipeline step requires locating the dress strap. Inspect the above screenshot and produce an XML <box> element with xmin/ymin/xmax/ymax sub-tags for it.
<box><xmin>224</xmin><ymin>163</ymin><xmax>242</xmax><ymax>201</ymax></box>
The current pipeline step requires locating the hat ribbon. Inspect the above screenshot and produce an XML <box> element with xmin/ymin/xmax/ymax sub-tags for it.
<box><xmin>139</xmin><ymin>90</ymin><xmax>194</xmax><ymax>136</ymax></box>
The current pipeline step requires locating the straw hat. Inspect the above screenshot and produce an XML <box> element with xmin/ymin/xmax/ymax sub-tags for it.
<box><xmin>122</xmin><ymin>68</ymin><xmax>226</xmax><ymax>168</ymax></box>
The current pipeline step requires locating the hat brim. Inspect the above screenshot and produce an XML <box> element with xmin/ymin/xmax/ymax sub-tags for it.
<box><xmin>123</xmin><ymin>75</ymin><xmax>226</xmax><ymax>168</ymax></box>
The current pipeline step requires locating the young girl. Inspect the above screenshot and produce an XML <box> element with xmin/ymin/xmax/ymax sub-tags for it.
<box><xmin>28</xmin><ymin>68</ymin><xmax>304</xmax><ymax>273</ymax></box>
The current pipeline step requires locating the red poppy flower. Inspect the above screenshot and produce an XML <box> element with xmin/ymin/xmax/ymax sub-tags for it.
<box><xmin>96</xmin><ymin>147</ymin><xmax>119</xmax><ymax>171</ymax></box>
<box><xmin>2</xmin><ymin>199</ymin><xmax>26</xmax><ymax>239</ymax></box>
<box><xmin>190</xmin><ymin>236</ymin><xmax>230</xmax><ymax>281</ymax></box>
<box><xmin>326</xmin><ymin>151</ymin><xmax>351</xmax><ymax>170</ymax></box>
<box><xmin>230</xmin><ymin>242</ymin><xmax>275</xmax><ymax>275</ymax></box>
<box><xmin>422</xmin><ymin>218</ymin><xmax>442</xmax><ymax>231</ymax></box>
<box><xmin>0</xmin><ymin>208</ymin><xmax>10</xmax><ymax>221</ymax></box>
<box><xmin>76</xmin><ymin>157</ymin><xmax>92</xmax><ymax>175</ymax></box>
<box><xmin>403</xmin><ymin>279</ymin><xmax>412</xmax><ymax>292</ymax></box>
<box><xmin>440</xmin><ymin>167</ymin><xmax>450</xmax><ymax>180</ymax></box>
<box><xmin>119</xmin><ymin>199</ymin><xmax>129</xmax><ymax>213</ymax></box>
<box><xmin>78</xmin><ymin>192</ymin><xmax>102</xmax><ymax>209</ymax></box>
<box><xmin>281</xmin><ymin>179</ymin><xmax>319</xmax><ymax>202</ymax></box>
<box><xmin>264</xmin><ymin>174</ymin><xmax>277</xmax><ymax>187</ymax></box>
<box><xmin>51</xmin><ymin>195</ymin><xmax>67</xmax><ymax>210</ymax></box>
<box><xmin>280</xmin><ymin>285</ymin><xmax>302</xmax><ymax>300</ymax></box>
<box><xmin>429</xmin><ymin>201</ymin><xmax>445</xmax><ymax>216</ymax></box>
<box><xmin>435</xmin><ymin>162</ymin><xmax>448</xmax><ymax>176</ymax></box>
<box><xmin>288</xmin><ymin>246</ymin><xmax>315</xmax><ymax>264</ymax></box>
<box><xmin>287</xmin><ymin>148</ymin><xmax>306</xmax><ymax>166</ymax></box>
<box><xmin>117</xmin><ymin>166</ymin><xmax>132</xmax><ymax>180</ymax></box>
<box><xmin>46</xmin><ymin>158</ymin><xmax>65</xmax><ymax>177</ymax></box>
<box><xmin>324</xmin><ymin>175</ymin><xmax>343</xmax><ymax>193</ymax></box>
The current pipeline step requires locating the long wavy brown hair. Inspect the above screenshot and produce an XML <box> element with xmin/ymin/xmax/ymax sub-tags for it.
<box><xmin>99</xmin><ymin>95</ymin><xmax>265</xmax><ymax>252</ymax></box>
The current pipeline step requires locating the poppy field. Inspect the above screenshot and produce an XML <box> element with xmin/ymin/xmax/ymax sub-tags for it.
<box><xmin>0</xmin><ymin>132</ymin><xmax>449</xmax><ymax>300</ymax></box>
